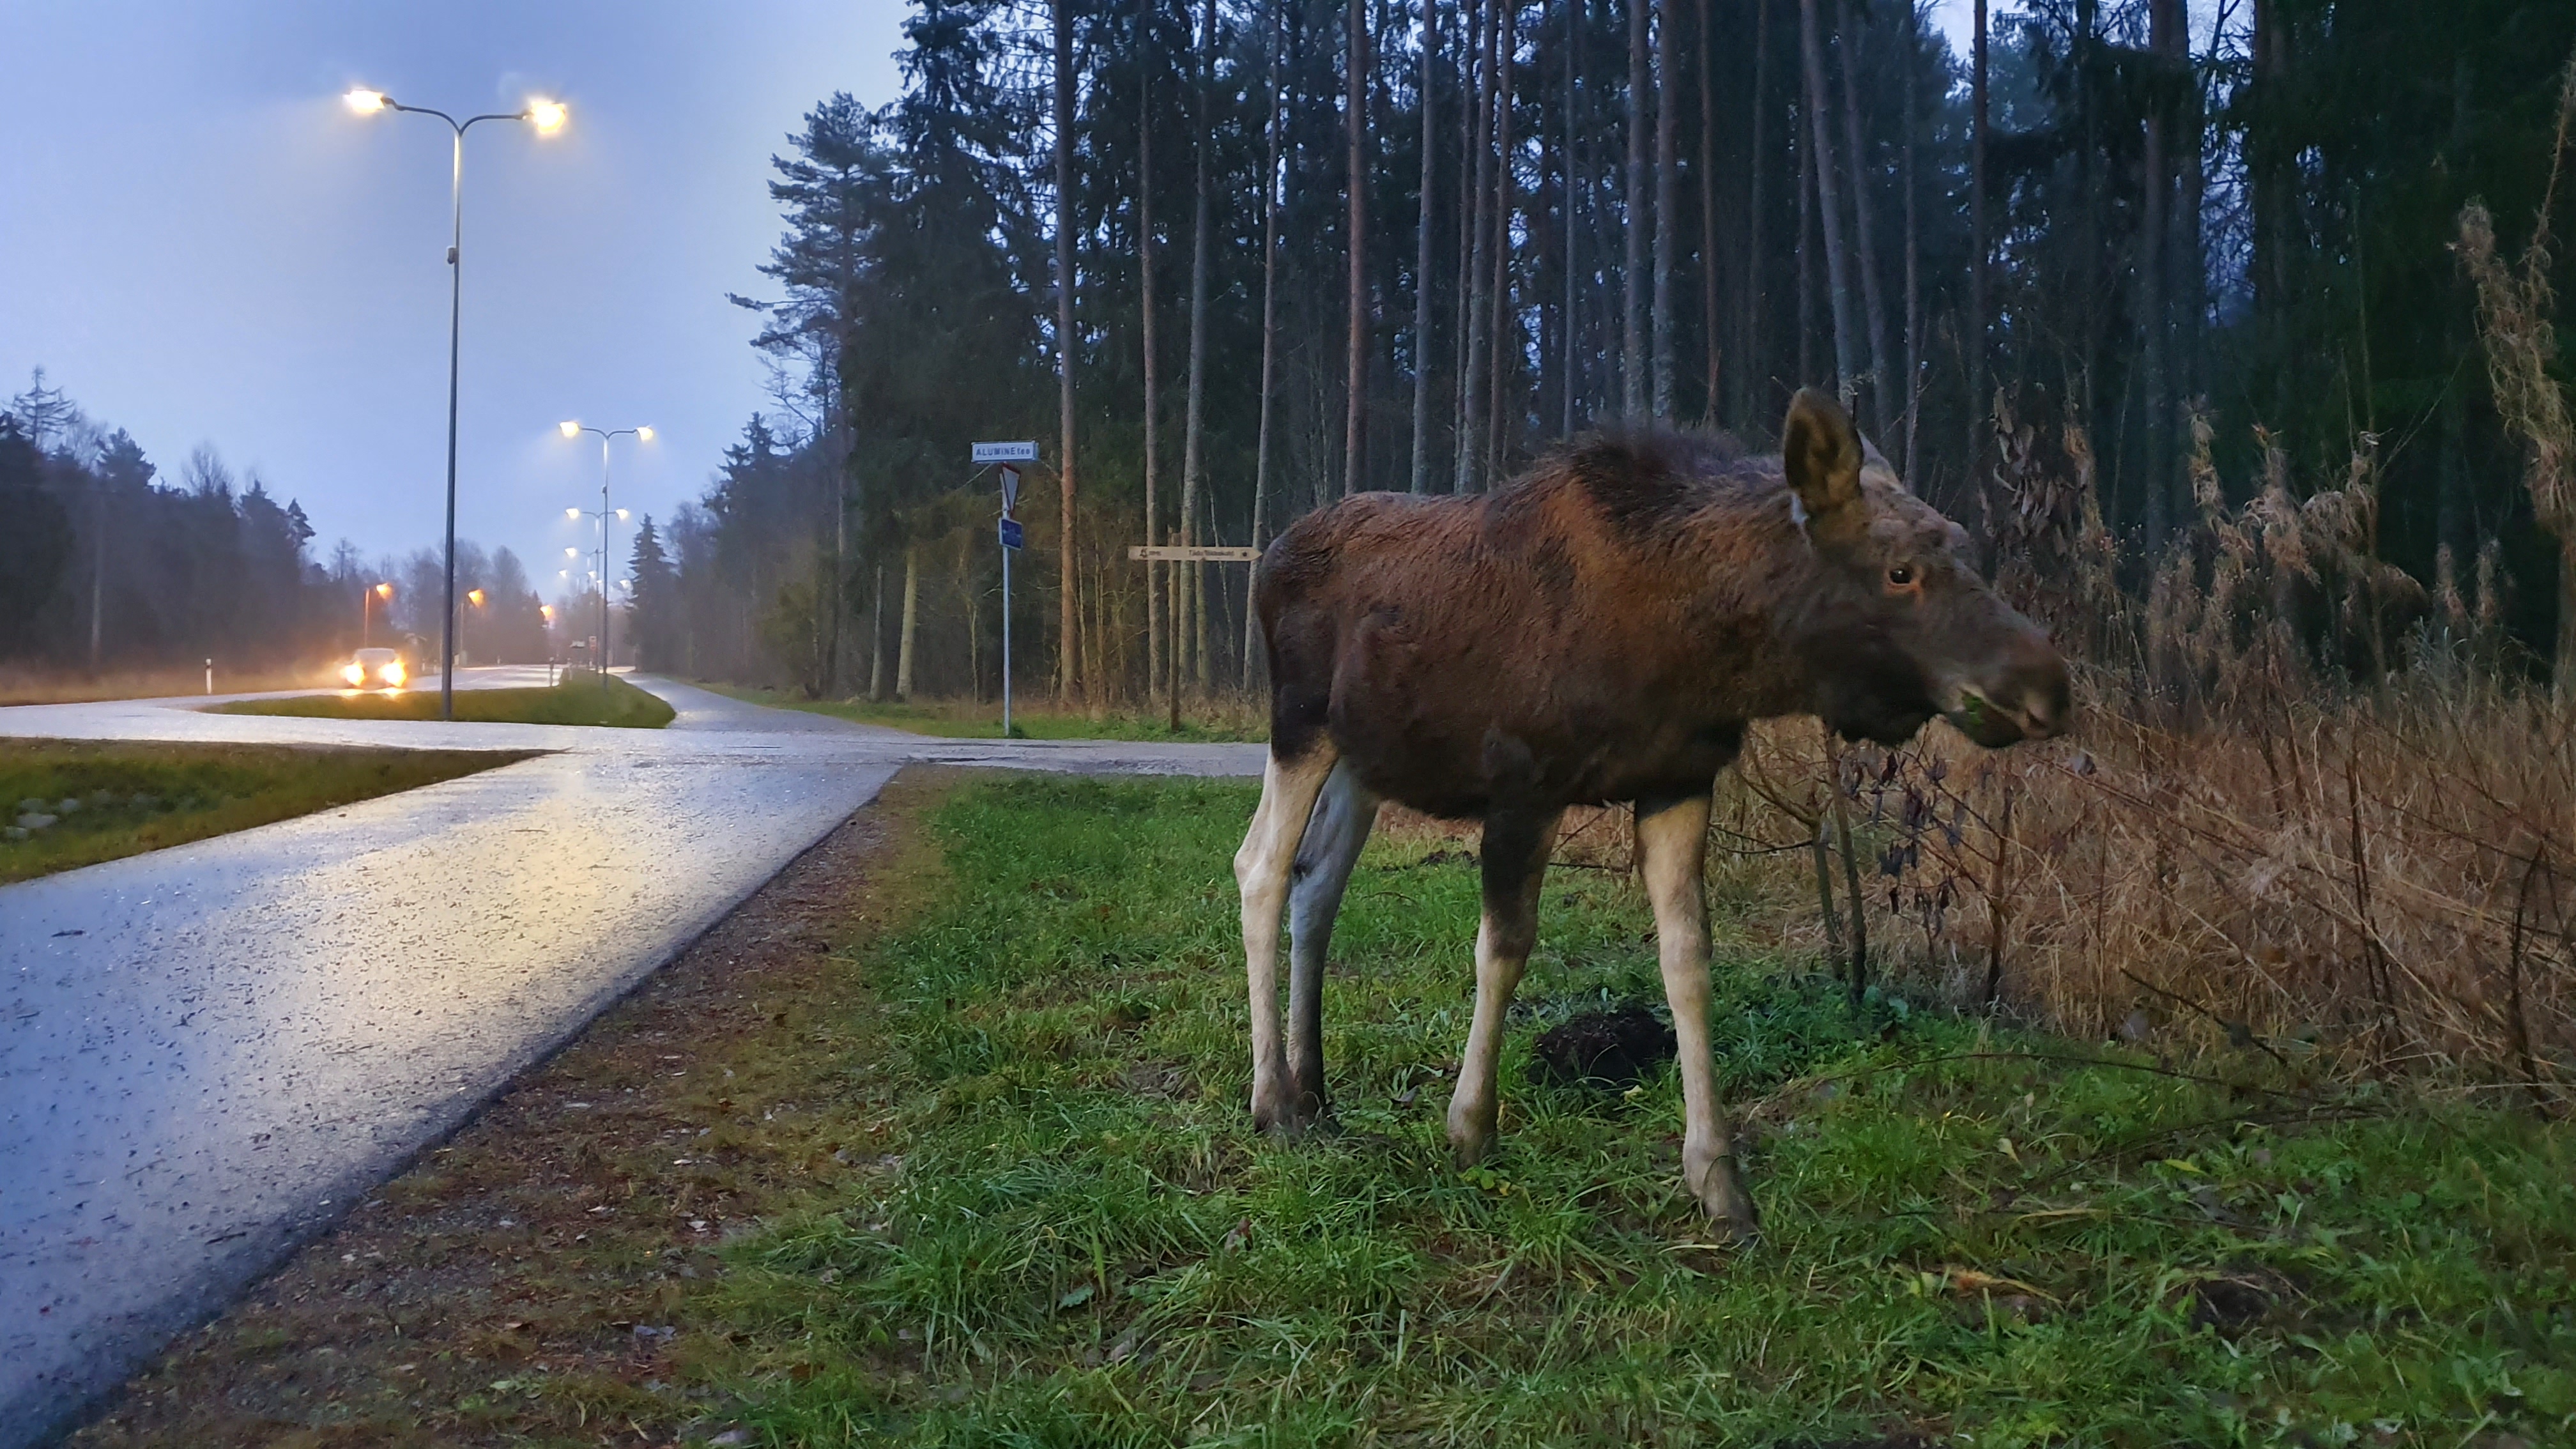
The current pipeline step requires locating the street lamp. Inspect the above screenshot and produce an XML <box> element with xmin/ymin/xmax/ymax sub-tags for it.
<box><xmin>345</xmin><ymin>84</ymin><xmax>567</xmax><ymax>720</ymax></box>
<box><xmin>558</xmin><ymin>422</ymin><xmax>649</xmax><ymax>687</ymax></box>
<box><xmin>459</xmin><ymin>586</ymin><xmax>486</xmax><ymax>668</ymax></box>
<box><xmin>361</xmin><ymin>580</ymin><xmax>394</xmax><ymax>647</ymax></box>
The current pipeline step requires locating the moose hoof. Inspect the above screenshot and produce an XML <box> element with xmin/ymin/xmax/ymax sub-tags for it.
<box><xmin>1252</xmin><ymin>1091</ymin><xmax>1326</xmax><ymax>1140</ymax></box>
<box><xmin>1446</xmin><ymin>1114</ymin><xmax>1498</xmax><ymax>1169</ymax></box>
<box><xmin>1693</xmin><ymin>1168</ymin><xmax>1761</xmax><ymax>1246</ymax></box>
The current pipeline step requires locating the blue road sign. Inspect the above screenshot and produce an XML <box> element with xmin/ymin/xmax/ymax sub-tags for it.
<box><xmin>999</xmin><ymin>518</ymin><xmax>1025</xmax><ymax>551</ymax></box>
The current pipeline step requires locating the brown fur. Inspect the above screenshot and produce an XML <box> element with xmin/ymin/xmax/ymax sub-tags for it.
<box><xmin>1257</xmin><ymin>395</ymin><xmax>2067</xmax><ymax>817</ymax></box>
<box><xmin>1236</xmin><ymin>390</ymin><xmax>2067</xmax><ymax>1232</ymax></box>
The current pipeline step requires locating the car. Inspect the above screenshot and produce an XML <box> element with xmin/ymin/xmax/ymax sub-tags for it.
<box><xmin>341</xmin><ymin>647</ymin><xmax>408</xmax><ymax>689</ymax></box>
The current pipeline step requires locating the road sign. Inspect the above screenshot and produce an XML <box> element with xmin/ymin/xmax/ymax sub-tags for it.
<box><xmin>997</xmin><ymin>463</ymin><xmax>1021</xmax><ymax>512</ymax></box>
<box><xmin>999</xmin><ymin>518</ymin><xmax>1025</xmax><ymax>550</ymax></box>
<box><xmin>973</xmin><ymin>440</ymin><xmax>1039</xmax><ymax>464</ymax></box>
<box><xmin>1128</xmin><ymin>544</ymin><xmax>1261</xmax><ymax>563</ymax></box>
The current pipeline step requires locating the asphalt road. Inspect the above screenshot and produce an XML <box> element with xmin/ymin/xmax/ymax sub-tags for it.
<box><xmin>0</xmin><ymin>673</ymin><xmax>1264</xmax><ymax>1445</ymax></box>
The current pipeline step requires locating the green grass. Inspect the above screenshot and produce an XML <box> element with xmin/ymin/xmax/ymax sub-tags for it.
<box><xmin>677</xmin><ymin>778</ymin><xmax>2576</xmax><ymax>1446</ymax></box>
<box><xmin>0</xmin><ymin>739</ymin><xmax>526</xmax><ymax>883</ymax></box>
<box><xmin>700</xmin><ymin>684</ymin><xmax>1262</xmax><ymax>742</ymax></box>
<box><xmin>211</xmin><ymin>674</ymin><xmax>675</xmax><ymax>729</ymax></box>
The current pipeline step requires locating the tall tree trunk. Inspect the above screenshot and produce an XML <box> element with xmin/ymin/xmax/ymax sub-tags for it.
<box><xmin>1411</xmin><ymin>0</ymin><xmax>1441</xmax><ymax>491</ymax></box>
<box><xmin>1698</xmin><ymin>0</ymin><xmax>1721</xmax><ymax>422</ymax></box>
<box><xmin>1900</xmin><ymin>0</ymin><xmax>1920</xmax><ymax>484</ymax></box>
<box><xmin>895</xmin><ymin>543</ymin><xmax>920</xmax><ymax>700</ymax></box>
<box><xmin>1651</xmin><ymin>0</ymin><xmax>1678</xmax><ymax>417</ymax></box>
<box><xmin>1053</xmin><ymin>0</ymin><xmax>1082</xmax><ymax>704</ymax></box>
<box><xmin>1139</xmin><ymin>13</ymin><xmax>1164</xmax><ymax>708</ymax></box>
<box><xmin>1457</xmin><ymin>0</ymin><xmax>1494</xmax><ymax>491</ymax></box>
<box><xmin>1563</xmin><ymin>0</ymin><xmax>1581</xmax><ymax>433</ymax></box>
<box><xmin>2437</xmin><ymin>53</ymin><xmax>2475</xmax><ymax>565</ymax></box>
<box><xmin>1184</xmin><ymin>0</ymin><xmax>1217</xmax><ymax>694</ymax></box>
<box><xmin>2074</xmin><ymin>0</ymin><xmax>2100</xmax><ymax>430</ymax></box>
<box><xmin>1968</xmin><ymin>0</ymin><xmax>1988</xmax><ymax>474</ymax></box>
<box><xmin>1800</xmin><ymin>0</ymin><xmax>1857</xmax><ymax>400</ymax></box>
<box><xmin>1484</xmin><ymin>0</ymin><xmax>1517</xmax><ymax>482</ymax></box>
<box><xmin>1835</xmin><ymin>0</ymin><xmax>1890</xmax><ymax>431</ymax></box>
<box><xmin>1345</xmin><ymin>0</ymin><xmax>1373</xmax><ymax>497</ymax></box>
<box><xmin>1744</xmin><ymin>0</ymin><xmax>1770</xmax><ymax>420</ymax></box>
<box><xmin>1623</xmin><ymin>0</ymin><xmax>1648</xmax><ymax>413</ymax></box>
<box><xmin>1249</xmin><ymin>0</ymin><xmax>1283</xmax><ymax>689</ymax></box>
<box><xmin>1797</xmin><ymin>87</ymin><xmax>1815</xmax><ymax>385</ymax></box>
<box><xmin>868</xmin><ymin>564</ymin><xmax>886</xmax><ymax>700</ymax></box>
<box><xmin>2139</xmin><ymin>0</ymin><xmax>2180</xmax><ymax>547</ymax></box>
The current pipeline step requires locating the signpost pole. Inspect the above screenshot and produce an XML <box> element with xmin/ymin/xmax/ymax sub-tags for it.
<box><xmin>974</xmin><ymin>444</ymin><xmax>1038</xmax><ymax>737</ymax></box>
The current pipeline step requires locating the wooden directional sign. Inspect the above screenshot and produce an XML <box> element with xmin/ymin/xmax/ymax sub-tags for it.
<box><xmin>972</xmin><ymin>440</ymin><xmax>1039</xmax><ymax>464</ymax></box>
<box><xmin>1129</xmin><ymin>545</ymin><xmax>1261</xmax><ymax>563</ymax></box>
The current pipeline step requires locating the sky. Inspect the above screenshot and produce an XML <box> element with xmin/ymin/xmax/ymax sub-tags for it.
<box><xmin>1</xmin><ymin>1</ymin><xmax>2025</xmax><ymax>601</ymax></box>
<box><xmin>0</xmin><ymin>0</ymin><xmax>907</xmax><ymax>595</ymax></box>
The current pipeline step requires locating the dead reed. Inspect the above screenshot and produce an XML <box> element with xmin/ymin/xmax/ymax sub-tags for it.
<box><xmin>1715</xmin><ymin>402</ymin><xmax>2572</xmax><ymax>1103</ymax></box>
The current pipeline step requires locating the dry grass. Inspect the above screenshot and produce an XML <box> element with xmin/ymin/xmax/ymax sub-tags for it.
<box><xmin>1682</xmin><ymin>394</ymin><xmax>2576</xmax><ymax>1103</ymax></box>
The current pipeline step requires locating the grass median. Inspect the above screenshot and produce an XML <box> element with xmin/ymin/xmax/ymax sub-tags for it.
<box><xmin>211</xmin><ymin>674</ymin><xmax>675</xmax><ymax>729</ymax></box>
<box><xmin>699</xmin><ymin>684</ymin><xmax>1261</xmax><ymax>742</ymax></box>
<box><xmin>0</xmin><ymin>739</ymin><xmax>527</xmax><ymax>884</ymax></box>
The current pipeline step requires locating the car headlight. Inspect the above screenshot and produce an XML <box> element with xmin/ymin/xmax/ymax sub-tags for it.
<box><xmin>381</xmin><ymin>664</ymin><xmax>407</xmax><ymax>687</ymax></box>
<box><xmin>342</xmin><ymin>664</ymin><xmax>367</xmax><ymax>686</ymax></box>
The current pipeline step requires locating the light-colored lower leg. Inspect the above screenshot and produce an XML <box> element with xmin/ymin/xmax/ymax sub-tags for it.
<box><xmin>1235</xmin><ymin>744</ymin><xmax>1341</xmax><ymax>1135</ymax></box>
<box><xmin>1446</xmin><ymin>811</ymin><xmax>1560</xmax><ymax>1166</ymax></box>
<box><xmin>1637</xmin><ymin>790</ymin><xmax>1759</xmax><ymax>1239</ymax></box>
<box><xmin>1285</xmin><ymin>762</ymin><xmax>1377</xmax><ymax>1119</ymax></box>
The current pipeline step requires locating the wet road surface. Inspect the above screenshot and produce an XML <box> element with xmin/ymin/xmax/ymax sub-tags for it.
<box><xmin>0</xmin><ymin>674</ymin><xmax>1264</xmax><ymax>1444</ymax></box>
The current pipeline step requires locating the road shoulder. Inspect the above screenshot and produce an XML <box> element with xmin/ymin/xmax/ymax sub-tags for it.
<box><xmin>67</xmin><ymin>767</ymin><xmax>963</xmax><ymax>1449</ymax></box>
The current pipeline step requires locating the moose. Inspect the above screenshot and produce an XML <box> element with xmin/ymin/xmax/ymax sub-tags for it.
<box><xmin>1233</xmin><ymin>388</ymin><xmax>2070</xmax><ymax>1238</ymax></box>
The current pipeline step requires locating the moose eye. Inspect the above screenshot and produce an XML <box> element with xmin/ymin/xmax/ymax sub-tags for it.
<box><xmin>1886</xmin><ymin>565</ymin><xmax>1916</xmax><ymax>588</ymax></box>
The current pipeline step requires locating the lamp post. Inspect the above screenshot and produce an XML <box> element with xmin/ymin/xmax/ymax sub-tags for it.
<box><xmin>344</xmin><ymin>86</ymin><xmax>567</xmax><ymax>720</ymax></box>
<box><xmin>559</xmin><ymin>421</ymin><xmax>648</xmax><ymax>687</ymax></box>
<box><xmin>361</xmin><ymin>580</ymin><xmax>393</xmax><ymax>647</ymax></box>
<box><xmin>458</xmin><ymin>586</ymin><xmax>486</xmax><ymax>668</ymax></box>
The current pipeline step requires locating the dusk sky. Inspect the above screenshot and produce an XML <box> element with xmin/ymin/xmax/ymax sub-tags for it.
<box><xmin>1</xmin><ymin>0</ymin><xmax>907</xmax><ymax>595</ymax></box>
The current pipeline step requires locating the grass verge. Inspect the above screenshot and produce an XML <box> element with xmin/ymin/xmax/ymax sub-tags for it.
<box><xmin>0</xmin><ymin>739</ymin><xmax>527</xmax><ymax>884</ymax></box>
<box><xmin>75</xmin><ymin>776</ymin><xmax>2576</xmax><ymax>1447</ymax></box>
<box><xmin>212</xmin><ymin>675</ymin><xmax>676</xmax><ymax>729</ymax></box>
<box><xmin>698</xmin><ymin>684</ymin><xmax>1262</xmax><ymax>743</ymax></box>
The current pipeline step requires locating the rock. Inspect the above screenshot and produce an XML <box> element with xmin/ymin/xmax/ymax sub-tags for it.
<box><xmin>56</xmin><ymin>797</ymin><xmax>80</xmax><ymax>814</ymax></box>
<box><xmin>17</xmin><ymin>814</ymin><xmax>58</xmax><ymax>831</ymax></box>
<box><xmin>3</xmin><ymin>827</ymin><xmax>26</xmax><ymax>841</ymax></box>
<box><xmin>1531</xmin><ymin>1006</ymin><xmax>1676</xmax><ymax>1089</ymax></box>
<box><xmin>15</xmin><ymin>799</ymin><xmax>42</xmax><ymax>813</ymax></box>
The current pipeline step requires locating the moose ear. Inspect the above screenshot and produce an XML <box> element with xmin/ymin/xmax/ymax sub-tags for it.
<box><xmin>1782</xmin><ymin>387</ymin><xmax>1864</xmax><ymax>525</ymax></box>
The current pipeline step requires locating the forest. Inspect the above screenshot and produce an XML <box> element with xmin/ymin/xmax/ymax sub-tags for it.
<box><xmin>0</xmin><ymin>370</ymin><xmax>557</xmax><ymax>687</ymax></box>
<box><xmin>632</xmin><ymin>0</ymin><xmax>2576</xmax><ymax>713</ymax></box>
<box><xmin>613</xmin><ymin>0</ymin><xmax>2576</xmax><ymax>1091</ymax></box>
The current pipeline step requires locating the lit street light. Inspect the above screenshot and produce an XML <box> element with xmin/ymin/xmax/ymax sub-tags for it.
<box><xmin>558</xmin><ymin>422</ymin><xmax>649</xmax><ymax>688</ymax></box>
<box><xmin>361</xmin><ymin>580</ymin><xmax>394</xmax><ymax>647</ymax></box>
<box><xmin>345</xmin><ymin>85</ymin><xmax>567</xmax><ymax>720</ymax></box>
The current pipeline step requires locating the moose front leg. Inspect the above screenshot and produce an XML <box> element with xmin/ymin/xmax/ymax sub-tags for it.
<box><xmin>1236</xmin><ymin>742</ymin><xmax>1342</xmax><ymax>1137</ymax></box>
<box><xmin>1446</xmin><ymin>808</ymin><xmax>1561</xmax><ymax>1167</ymax></box>
<box><xmin>1636</xmin><ymin>789</ymin><xmax>1759</xmax><ymax>1241</ymax></box>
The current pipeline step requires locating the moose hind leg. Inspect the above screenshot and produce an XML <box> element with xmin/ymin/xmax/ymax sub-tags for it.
<box><xmin>1637</xmin><ymin>789</ymin><xmax>1759</xmax><ymax>1241</ymax></box>
<box><xmin>1236</xmin><ymin>741</ymin><xmax>1342</xmax><ymax>1137</ymax></box>
<box><xmin>1284</xmin><ymin>761</ymin><xmax>1378</xmax><ymax>1124</ymax></box>
<box><xmin>1446</xmin><ymin>808</ymin><xmax>1561</xmax><ymax>1168</ymax></box>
